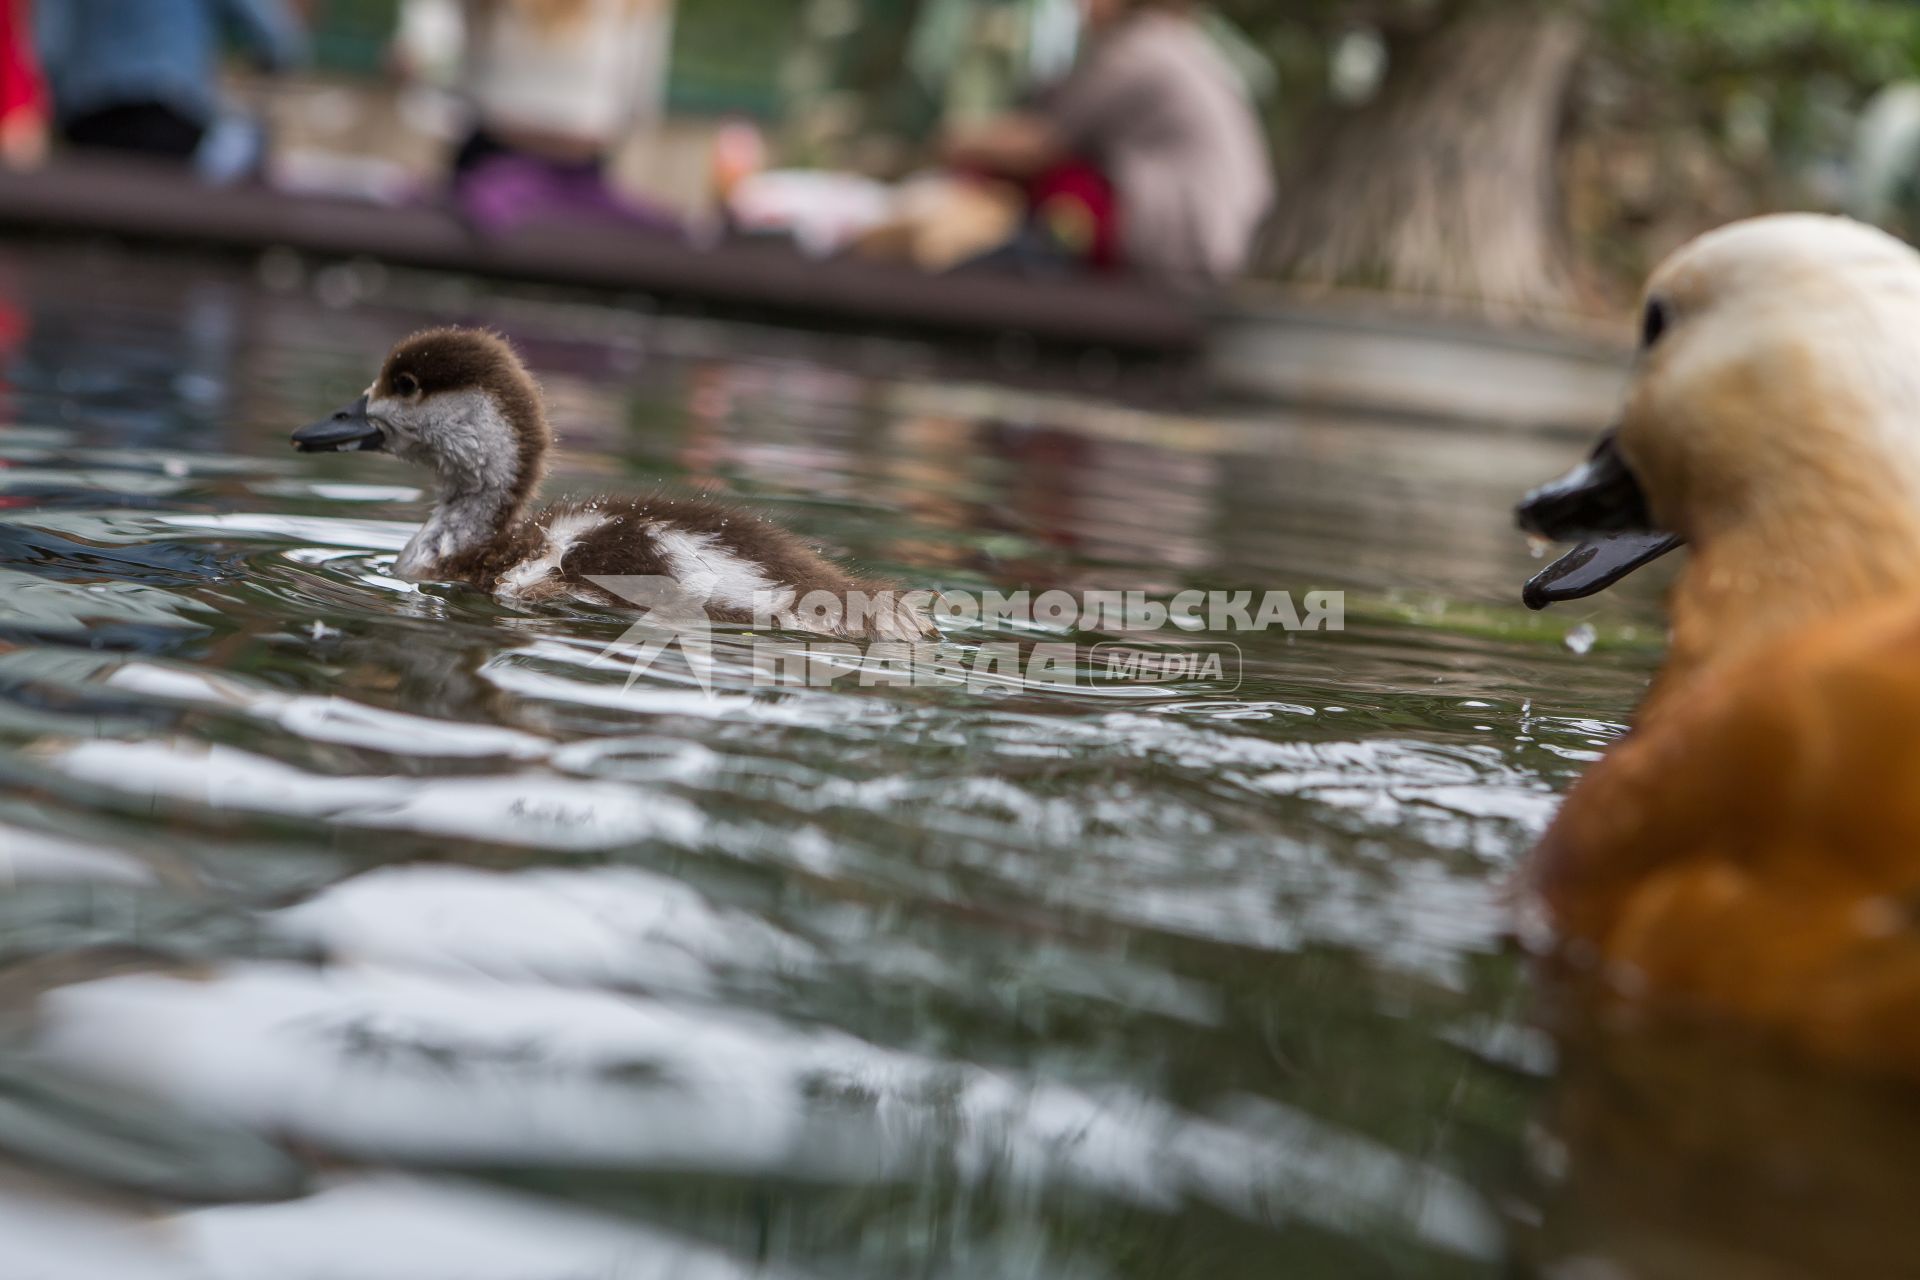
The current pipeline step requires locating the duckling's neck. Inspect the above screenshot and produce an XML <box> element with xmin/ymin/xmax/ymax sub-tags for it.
<box><xmin>396</xmin><ymin>483</ymin><xmax>529</xmax><ymax>580</ymax></box>
<box><xmin>391</xmin><ymin>393</ymin><xmax>550</xmax><ymax>581</ymax></box>
<box><xmin>1660</xmin><ymin>491</ymin><xmax>1920</xmax><ymax>695</ymax></box>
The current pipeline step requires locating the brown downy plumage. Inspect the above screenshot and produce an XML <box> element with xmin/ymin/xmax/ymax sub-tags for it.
<box><xmin>1515</xmin><ymin>214</ymin><xmax>1920</xmax><ymax>1079</ymax></box>
<box><xmin>293</xmin><ymin>327</ymin><xmax>931</xmax><ymax>640</ymax></box>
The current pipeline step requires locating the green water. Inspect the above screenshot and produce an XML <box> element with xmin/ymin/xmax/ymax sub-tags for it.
<box><xmin>1</xmin><ymin>247</ymin><xmax>1881</xmax><ymax>1279</ymax></box>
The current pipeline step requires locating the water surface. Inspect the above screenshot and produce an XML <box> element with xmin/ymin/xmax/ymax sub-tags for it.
<box><xmin>1</xmin><ymin>245</ymin><xmax>1870</xmax><ymax>1280</ymax></box>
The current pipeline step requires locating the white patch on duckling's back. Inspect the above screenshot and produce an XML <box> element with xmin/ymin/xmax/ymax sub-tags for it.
<box><xmin>646</xmin><ymin>523</ymin><xmax>806</xmax><ymax>624</ymax></box>
<box><xmin>645</xmin><ymin>522</ymin><xmax>931</xmax><ymax>638</ymax></box>
<box><xmin>495</xmin><ymin>510</ymin><xmax>610</xmax><ymax>600</ymax></box>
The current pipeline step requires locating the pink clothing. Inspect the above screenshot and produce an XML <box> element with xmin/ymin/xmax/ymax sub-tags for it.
<box><xmin>0</xmin><ymin>0</ymin><xmax>46</xmax><ymax>127</ymax></box>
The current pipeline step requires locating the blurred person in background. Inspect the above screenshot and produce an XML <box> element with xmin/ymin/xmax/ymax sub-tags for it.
<box><xmin>0</xmin><ymin>0</ymin><xmax>46</xmax><ymax>170</ymax></box>
<box><xmin>943</xmin><ymin>0</ymin><xmax>1272</xmax><ymax>286</ymax></box>
<box><xmin>38</xmin><ymin>0</ymin><xmax>305</xmax><ymax>165</ymax></box>
<box><xmin>399</xmin><ymin>0</ymin><xmax>679</xmax><ymax>233</ymax></box>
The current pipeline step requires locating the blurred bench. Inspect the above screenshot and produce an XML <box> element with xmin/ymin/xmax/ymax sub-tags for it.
<box><xmin>0</xmin><ymin>158</ymin><xmax>1204</xmax><ymax>353</ymax></box>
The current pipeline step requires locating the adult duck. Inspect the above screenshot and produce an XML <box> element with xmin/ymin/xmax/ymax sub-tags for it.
<box><xmin>1517</xmin><ymin>213</ymin><xmax>1920</xmax><ymax>1076</ymax></box>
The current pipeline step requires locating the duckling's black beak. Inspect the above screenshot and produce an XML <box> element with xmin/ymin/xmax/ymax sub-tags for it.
<box><xmin>1516</xmin><ymin>430</ymin><xmax>1682</xmax><ymax>610</ymax></box>
<box><xmin>292</xmin><ymin>395</ymin><xmax>385</xmax><ymax>453</ymax></box>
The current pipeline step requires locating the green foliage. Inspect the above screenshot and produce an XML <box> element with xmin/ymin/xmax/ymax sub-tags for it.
<box><xmin>666</xmin><ymin>0</ymin><xmax>805</xmax><ymax>117</ymax></box>
<box><xmin>1211</xmin><ymin>0</ymin><xmax>1920</xmax><ymax>99</ymax></box>
<box><xmin>1604</xmin><ymin>0</ymin><xmax>1920</xmax><ymax>85</ymax></box>
<box><xmin>306</xmin><ymin>0</ymin><xmax>401</xmax><ymax>75</ymax></box>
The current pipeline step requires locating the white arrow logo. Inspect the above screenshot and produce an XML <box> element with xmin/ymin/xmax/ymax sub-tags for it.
<box><xmin>585</xmin><ymin>575</ymin><xmax>717</xmax><ymax>698</ymax></box>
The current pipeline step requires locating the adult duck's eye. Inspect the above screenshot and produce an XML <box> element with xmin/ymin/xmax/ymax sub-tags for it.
<box><xmin>1641</xmin><ymin>297</ymin><xmax>1670</xmax><ymax>350</ymax></box>
<box><xmin>393</xmin><ymin>372</ymin><xmax>421</xmax><ymax>398</ymax></box>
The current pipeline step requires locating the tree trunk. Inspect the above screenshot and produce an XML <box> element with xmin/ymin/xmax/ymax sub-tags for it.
<box><xmin>1264</xmin><ymin>5</ymin><xmax>1587</xmax><ymax>316</ymax></box>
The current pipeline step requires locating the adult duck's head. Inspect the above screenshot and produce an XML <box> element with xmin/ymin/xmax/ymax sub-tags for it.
<box><xmin>292</xmin><ymin>327</ymin><xmax>550</xmax><ymax>515</ymax></box>
<box><xmin>1519</xmin><ymin>214</ymin><xmax>1920</xmax><ymax>679</ymax></box>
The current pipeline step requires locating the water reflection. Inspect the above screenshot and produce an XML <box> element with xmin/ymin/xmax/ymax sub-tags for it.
<box><xmin>0</xmin><ymin>242</ymin><xmax>1896</xmax><ymax>1277</ymax></box>
<box><xmin>1521</xmin><ymin>1017</ymin><xmax>1920</xmax><ymax>1279</ymax></box>
<box><xmin>3</xmin><ymin>1170</ymin><xmax>798</xmax><ymax>1280</ymax></box>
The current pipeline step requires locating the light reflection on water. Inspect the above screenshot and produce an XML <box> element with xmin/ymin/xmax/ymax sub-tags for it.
<box><xmin>1</xmin><ymin>246</ymin><xmax>1893</xmax><ymax>1279</ymax></box>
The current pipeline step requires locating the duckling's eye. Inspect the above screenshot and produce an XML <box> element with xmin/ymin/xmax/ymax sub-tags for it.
<box><xmin>392</xmin><ymin>372</ymin><xmax>421</xmax><ymax>398</ymax></box>
<box><xmin>1641</xmin><ymin>297</ymin><xmax>1670</xmax><ymax>350</ymax></box>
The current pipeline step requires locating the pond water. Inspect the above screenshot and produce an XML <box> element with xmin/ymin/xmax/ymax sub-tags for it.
<box><xmin>0</xmin><ymin>245</ymin><xmax>1890</xmax><ymax>1279</ymax></box>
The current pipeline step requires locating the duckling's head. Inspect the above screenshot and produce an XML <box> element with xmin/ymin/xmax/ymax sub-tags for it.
<box><xmin>1519</xmin><ymin>214</ymin><xmax>1920</xmax><ymax>610</ymax></box>
<box><xmin>293</xmin><ymin>327</ymin><xmax>549</xmax><ymax>508</ymax></box>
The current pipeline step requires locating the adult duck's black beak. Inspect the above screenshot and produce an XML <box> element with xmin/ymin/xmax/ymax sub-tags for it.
<box><xmin>1516</xmin><ymin>430</ymin><xmax>1682</xmax><ymax>610</ymax></box>
<box><xmin>292</xmin><ymin>395</ymin><xmax>385</xmax><ymax>453</ymax></box>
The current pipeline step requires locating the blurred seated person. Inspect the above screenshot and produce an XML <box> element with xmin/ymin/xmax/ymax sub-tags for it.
<box><xmin>943</xmin><ymin>0</ymin><xmax>1272</xmax><ymax>287</ymax></box>
<box><xmin>410</xmin><ymin>0</ymin><xmax>678</xmax><ymax>233</ymax></box>
<box><xmin>0</xmin><ymin>0</ymin><xmax>46</xmax><ymax>169</ymax></box>
<box><xmin>38</xmin><ymin>0</ymin><xmax>304</xmax><ymax>162</ymax></box>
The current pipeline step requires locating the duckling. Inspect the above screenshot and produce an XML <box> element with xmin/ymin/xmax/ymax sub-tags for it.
<box><xmin>1516</xmin><ymin>213</ymin><xmax>1920</xmax><ymax>1078</ymax></box>
<box><xmin>292</xmin><ymin>328</ymin><xmax>931</xmax><ymax>640</ymax></box>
